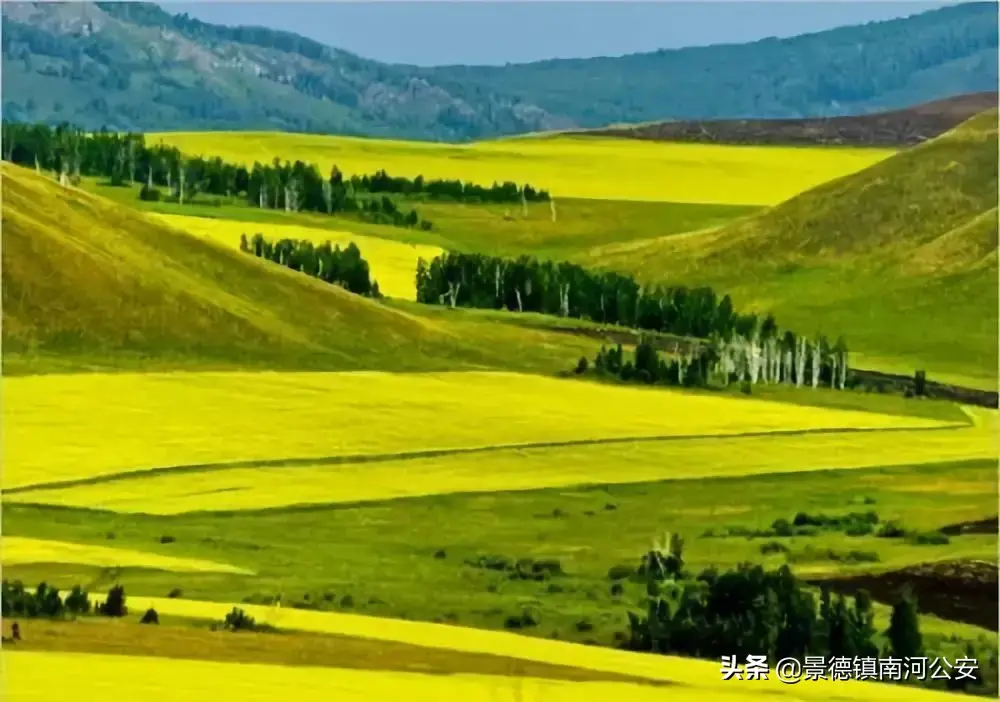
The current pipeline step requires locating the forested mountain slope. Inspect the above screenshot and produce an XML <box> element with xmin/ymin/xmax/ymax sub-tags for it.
<box><xmin>1</xmin><ymin>1</ymin><xmax>996</xmax><ymax>140</ymax></box>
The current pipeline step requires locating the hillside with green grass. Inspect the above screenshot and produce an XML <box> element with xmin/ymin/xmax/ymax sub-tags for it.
<box><xmin>589</xmin><ymin>110</ymin><xmax>999</xmax><ymax>388</ymax></box>
<box><xmin>0</xmin><ymin>163</ymin><xmax>598</xmax><ymax>375</ymax></box>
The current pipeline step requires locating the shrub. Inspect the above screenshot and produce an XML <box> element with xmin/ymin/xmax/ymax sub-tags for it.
<box><xmin>167</xmin><ymin>588</ymin><xmax>183</xmax><ymax>599</ymax></box>
<box><xmin>876</xmin><ymin>521</ymin><xmax>907</xmax><ymax>538</ymax></box>
<box><xmin>845</xmin><ymin>522</ymin><xmax>875</xmax><ymax>537</ymax></box>
<box><xmin>159</xmin><ymin>535</ymin><xmax>176</xmax><ymax>544</ymax></box>
<box><xmin>771</xmin><ymin>519</ymin><xmax>793</xmax><ymax>536</ymax></box>
<box><xmin>140</xmin><ymin>608</ymin><xmax>159</xmax><ymax>624</ymax></box>
<box><xmin>340</xmin><ymin>595</ymin><xmax>355</xmax><ymax>608</ymax></box>
<box><xmin>223</xmin><ymin>607</ymin><xmax>256</xmax><ymax>631</ymax></box>
<box><xmin>574</xmin><ymin>357</ymin><xmax>589</xmax><ymax>374</ymax></box>
<box><xmin>607</xmin><ymin>564</ymin><xmax>635</xmax><ymax>581</ymax></box>
<box><xmin>471</xmin><ymin>554</ymin><xmax>513</xmax><ymax>572</ymax></box>
<box><xmin>547</xmin><ymin>583</ymin><xmax>565</xmax><ymax>594</ymax></box>
<box><xmin>610</xmin><ymin>582</ymin><xmax>625</xmax><ymax>597</ymax></box>
<box><xmin>433</xmin><ymin>549</ymin><xmax>447</xmax><ymax>559</ymax></box>
<box><xmin>139</xmin><ymin>185</ymin><xmax>161</xmax><ymax>202</ymax></box>
<box><xmin>912</xmin><ymin>531</ymin><xmax>950</xmax><ymax>546</ymax></box>
<box><xmin>760</xmin><ymin>541</ymin><xmax>790</xmax><ymax>555</ymax></box>
<box><xmin>740</xmin><ymin>381</ymin><xmax>752</xmax><ymax>395</ymax></box>
<box><xmin>575</xmin><ymin>619</ymin><xmax>595</xmax><ymax>633</ymax></box>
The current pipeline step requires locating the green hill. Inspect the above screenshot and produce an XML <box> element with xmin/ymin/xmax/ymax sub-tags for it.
<box><xmin>0</xmin><ymin>164</ymin><xmax>597</xmax><ymax>375</ymax></box>
<box><xmin>1</xmin><ymin>1</ymin><xmax>996</xmax><ymax>139</ymax></box>
<box><xmin>589</xmin><ymin>110</ymin><xmax>999</xmax><ymax>388</ymax></box>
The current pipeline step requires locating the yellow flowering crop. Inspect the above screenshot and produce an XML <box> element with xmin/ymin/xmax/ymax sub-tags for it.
<box><xmin>3</xmin><ymin>371</ymin><xmax>954</xmax><ymax>490</ymax></box>
<box><xmin>1</xmin><ymin>537</ymin><xmax>252</xmax><ymax>575</ymax></box>
<box><xmin>151</xmin><ymin>213</ymin><xmax>442</xmax><ymax>300</ymax></box>
<box><xmin>150</xmin><ymin>131</ymin><xmax>894</xmax><ymax>206</ymax></box>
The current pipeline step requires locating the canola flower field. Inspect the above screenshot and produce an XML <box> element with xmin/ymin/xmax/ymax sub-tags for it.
<box><xmin>10</xmin><ymin>418</ymin><xmax>993</xmax><ymax>514</ymax></box>
<box><xmin>0</xmin><ymin>608</ymin><xmax>962</xmax><ymax>702</ymax></box>
<box><xmin>150</xmin><ymin>132</ymin><xmax>895</xmax><ymax>206</ymax></box>
<box><xmin>1</xmin><ymin>537</ymin><xmax>252</xmax><ymax>575</ymax></box>
<box><xmin>2</xmin><ymin>370</ymin><xmax>958</xmax><ymax>490</ymax></box>
<box><xmin>153</xmin><ymin>213</ymin><xmax>443</xmax><ymax>300</ymax></box>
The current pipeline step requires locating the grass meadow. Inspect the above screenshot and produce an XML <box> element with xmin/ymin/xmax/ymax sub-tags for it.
<box><xmin>4</xmin><ymin>459</ymin><xmax>996</xmax><ymax>651</ymax></box>
<box><xmin>149</xmin><ymin>131</ymin><xmax>895</xmax><ymax>205</ymax></box>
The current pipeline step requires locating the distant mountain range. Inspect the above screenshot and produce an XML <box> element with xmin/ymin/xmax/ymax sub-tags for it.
<box><xmin>1</xmin><ymin>1</ymin><xmax>997</xmax><ymax>141</ymax></box>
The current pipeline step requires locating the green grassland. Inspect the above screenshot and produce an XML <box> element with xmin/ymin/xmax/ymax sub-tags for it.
<box><xmin>80</xmin><ymin>175</ymin><xmax>757</xmax><ymax>259</ymax></box>
<box><xmin>4</xmin><ymin>459</ymin><xmax>995</xmax><ymax>650</ymax></box>
<box><xmin>585</xmin><ymin>111</ymin><xmax>999</xmax><ymax>388</ymax></box>
<box><xmin>1</xmin><ymin>163</ymin><xmax>602</xmax><ymax>376</ymax></box>
<box><xmin>150</xmin><ymin>131</ymin><xmax>895</xmax><ymax>206</ymax></box>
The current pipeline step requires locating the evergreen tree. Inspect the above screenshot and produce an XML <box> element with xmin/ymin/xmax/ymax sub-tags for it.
<box><xmin>886</xmin><ymin>587</ymin><xmax>922</xmax><ymax>659</ymax></box>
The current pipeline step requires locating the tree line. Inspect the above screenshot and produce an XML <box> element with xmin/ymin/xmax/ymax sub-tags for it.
<box><xmin>416</xmin><ymin>251</ymin><xmax>757</xmax><ymax>337</ymax></box>
<box><xmin>1</xmin><ymin>580</ymin><xmax>124</xmax><ymax>619</ymax></box>
<box><xmin>1</xmin><ymin>120</ymin><xmax>550</xmax><ymax>228</ymax></box>
<box><xmin>352</xmin><ymin>169</ymin><xmax>549</xmax><ymax>203</ymax></box>
<box><xmin>623</xmin><ymin>536</ymin><xmax>987</xmax><ymax>694</ymax></box>
<box><xmin>240</xmin><ymin>233</ymin><xmax>381</xmax><ymax>298</ymax></box>
<box><xmin>0</xmin><ymin>120</ymin><xmax>433</xmax><ymax>230</ymax></box>
<box><xmin>419</xmin><ymin>252</ymin><xmax>850</xmax><ymax>391</ymax></box>
<box><xmin>590</xmin><ymin>334</ymin><xmax>849</xmax><ymax>392</ymax></box>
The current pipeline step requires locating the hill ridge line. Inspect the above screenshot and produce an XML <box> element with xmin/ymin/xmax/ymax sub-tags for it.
<box><xmin>8</xmin><ymin>421</ymin><xmax>971</xmax><ymax>496</ymax></box>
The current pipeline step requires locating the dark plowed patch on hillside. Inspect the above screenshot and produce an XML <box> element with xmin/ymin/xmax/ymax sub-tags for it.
<box><xmin>580</xmin><ymin>92</ymin><xmax>998</xmax><ymax>147</ymax></box>
<box><xmin>941</xmin><ymin>516</ymin><xmax>999</xmax><ymax>536</ymax></box>
<box><xmin>808</xmin><ymin>560</ymin><xmax>998</xmax><ymax>630</ymax></box>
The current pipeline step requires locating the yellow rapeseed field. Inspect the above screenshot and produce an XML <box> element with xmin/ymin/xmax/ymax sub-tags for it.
<box><xmin>1</xmin><ymin>537</ymin><xmax>252</xmax><ymax>575</ymax></box>
<box><xmin>0</xmin><ymin>605</ymin><xmax>956</xmax><ymax>701</ymax></box>
<box><xmin>2</xmin><ymin>371</ymin><xmax>955</xmax><ymax>490</ymax></box>
<box><xmin>151</xmin><ymin>213</ymin><xmax>442</xmax><ymax>300</ymax></box>
<box><xmin>13</xmin><ymin>419</ymin><xmax>992</xmax><ymax>514</ymax></box>
<box><xmin>150</xmin><ymin>131</ymin><xmax>895</xmax><ymax>206</ymax></box>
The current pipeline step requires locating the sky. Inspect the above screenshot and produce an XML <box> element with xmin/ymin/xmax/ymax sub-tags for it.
<box><xmin>160</xmin><ymin>1</ymin><xmax>962</xmax><ymax>67</ymax></box>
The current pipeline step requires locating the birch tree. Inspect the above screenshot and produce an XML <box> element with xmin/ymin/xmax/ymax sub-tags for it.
<box><xmin>795</xmin><ymin>337</ymin><xmax>807</xmax><ymax>388</ymax></box>
<box><xmin>811</xmin><ymin>338</ymin><xmax>822</xmax><ymax>389</ymax></box>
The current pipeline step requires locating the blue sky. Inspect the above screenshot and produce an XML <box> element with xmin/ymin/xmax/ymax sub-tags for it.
<box><xmin>160</xmin><ymin>1</ymin><xmax>960</xmax><ymax>66</ymax></box>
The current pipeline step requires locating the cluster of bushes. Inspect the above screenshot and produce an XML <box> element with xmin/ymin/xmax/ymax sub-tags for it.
<box><xmin>623</xmin><ymin>537</ymin><xmax>917</xmax><ymax>665</ymax></box>
<box><xmin>786</xmin><ymin>546</ymin><xmax>880</xmax><ymax>564</ymax></box>
<box><xmin>465</xmin><ymin>554</ymin><xmax>565</xmax><ymax>581</ymax></box>
<box><xmin>703</xmin><ymin>511</ymin><xmax>949</xmax><ymax>546</ymax></box>
<box><xmin>241</xmin><ymin>234</ymin><xmax>381</xmax><ymax>298</ymax></box>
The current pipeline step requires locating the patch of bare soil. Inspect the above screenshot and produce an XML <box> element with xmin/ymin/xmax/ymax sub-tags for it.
<box><xmin>808</xmin><ymin>559</ymin><xmax>998</xmax><ymax>630</ymax></box>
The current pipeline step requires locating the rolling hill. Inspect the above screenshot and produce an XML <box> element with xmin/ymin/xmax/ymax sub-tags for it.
<box><xmin>0</xmin><ymin>163</ymin><xmax>597</xmax><ymax>375</ymax></box>
<box><xmin>587</xmin><ymin>110</ymin><xmax>999</xmax><ymax>388</ymax></box>
<box><xmin>1</xmin><ymin>1</ymin><xmax>997</xmax><ymax>140</ymax></box>
<box><xmin>579</xmin><ymin>92</ymin><xmax>999</xmax><ymax>147</ymax></box>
